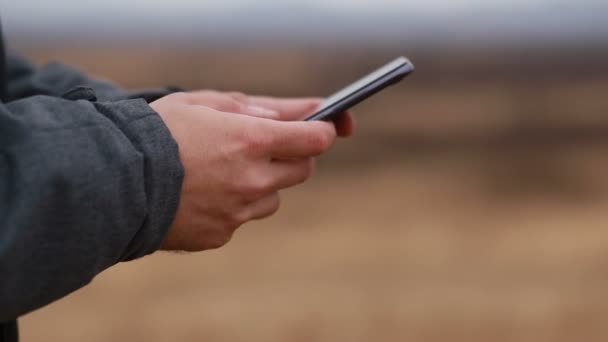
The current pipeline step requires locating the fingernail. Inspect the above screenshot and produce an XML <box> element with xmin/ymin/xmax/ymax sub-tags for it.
<box><xmin>247</xmin><ymin>105</ymin><xmax>279</xmax><ymax>118</ymax></box>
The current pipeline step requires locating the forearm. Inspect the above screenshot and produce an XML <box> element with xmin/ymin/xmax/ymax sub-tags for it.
<box><xmin>0</xmin><ymin>96</ymin><xmax>183</xmax><ymax>320</ymax></box>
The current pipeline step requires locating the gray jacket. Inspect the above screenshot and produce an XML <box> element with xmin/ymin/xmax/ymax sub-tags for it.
<box><xmin>0</xmin><ymin>27</ymin><xmax>185</xmax><ymax>341</ymax></box>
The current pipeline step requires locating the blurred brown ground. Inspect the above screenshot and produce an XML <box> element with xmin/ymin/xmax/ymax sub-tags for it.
<box><xmin>16</xmin><ymin>44</ymin><xmax>608</xmax><ymax>342</ymax></box>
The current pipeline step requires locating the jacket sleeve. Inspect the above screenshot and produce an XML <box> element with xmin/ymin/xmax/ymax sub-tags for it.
<box><xmin>0</xmin><ymin>95</ymin><xmax>184</xmax><ymax>321</ymax></box>
<box><xmin>5</xmin><ymin>50</ymin><xmax>179</xmax><ymax>103</ymax></box>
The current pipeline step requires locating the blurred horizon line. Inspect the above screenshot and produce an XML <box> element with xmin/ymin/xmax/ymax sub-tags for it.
<box><xmin>8</xmin><ymin>33</ymin><xmax>608</xmax><ymax>50</ymax></box>
<box><xmin>4</xmin><ymin>1</ymin><xmax>608</xmax><ymax>48</ymax></box>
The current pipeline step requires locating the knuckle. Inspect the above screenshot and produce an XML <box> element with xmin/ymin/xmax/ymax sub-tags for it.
<box><xmin>268</xmin><ymin>195</ymin><xmax>281</xmax><ymax>216</ymax></box>
<box><xmin>242</xmin><ymin>173</ymin><xmax>273</xmax><ymax>200</ymax></box>
<box><xmin>308</xmin><ymin>132</ymin><xmax>333</xmax><ymax>155</ymax></box>
<box><xmin>227</xmin><ymin>211</ymin><xmax>246</xmax><ymax>229</ymax></box>
<box><xmin>219</xmin><ymin>98</ymin><xmax>244</xmax><ymax>113</ymax></box>
<box><xmin>204</xmin><ymin>232</ymin><xmax>233</xmax><ymax>250</ymax></box>
<box><xmin>242</xmin><ymin>130</ymin><xmax>271</xmax><ymax>156</ymax></box>
<box><xmin>223</xmin><ymin>209</ymin><xmax>247</xmax><ymax>228</ymax></box>
<box><xmin>227</xmin><ymin>91</ymin><xmax>249</xmax><ymax>103</ymax></box>
<box><xmin>258</xmin><ymin>194</ymin><xmax>281</xmax><ymax>220</ymax></box>
<box><xmin>168</xmin><ymin>91</ymin><xmax>192</xmax><ymax>103</ymax></box>
<box><xmin>230</xmin><ymin>210</ymin><xmax>249</xmax><ymax>227</ymax></box>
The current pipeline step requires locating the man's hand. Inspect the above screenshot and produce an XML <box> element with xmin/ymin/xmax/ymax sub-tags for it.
<box><xmin>151</xmin><ymin>92</ymin><xmax>342</xmax><ymax>251</ymax></box>
<box><xmin>181</xmin><ymin>90</ymin><xmax>355</xmax><ymax>137</ymax></box>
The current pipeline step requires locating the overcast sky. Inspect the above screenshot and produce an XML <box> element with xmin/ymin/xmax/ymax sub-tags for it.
<box><xmin>2</xmin><ymin>0</ymin><xmax>549</xmax><ymax>15</ymax></box>
<box><xmin>2</xmin><ymin>0</ymin><xmax>607</xmax><ymax>43</ymax></box>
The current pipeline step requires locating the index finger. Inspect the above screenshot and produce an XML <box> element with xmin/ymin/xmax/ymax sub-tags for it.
<box><xmin>262</xmin><ymin>120</ymin><xmax>337</xmax><ymax>159</ymax></box>
<box><xmin>248</xmin><ymin>97</ymin><xmax>323</xmax><ymax>121</ymax></box>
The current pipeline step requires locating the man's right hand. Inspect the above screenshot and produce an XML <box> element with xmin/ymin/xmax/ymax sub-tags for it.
<box><xmin>150</xmin><ymin>92</ymin><xmax>337</xmax><ymax>251</ymax></box>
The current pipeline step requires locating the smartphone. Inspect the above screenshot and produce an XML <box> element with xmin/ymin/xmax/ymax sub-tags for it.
<box><xmin>304</xmin><ymin>56</ymin><xmax>414</xmax><ymax>121</ymax></box>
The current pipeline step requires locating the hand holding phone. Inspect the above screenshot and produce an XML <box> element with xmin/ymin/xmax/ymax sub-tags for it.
<box><xmin>305</xmin><ymin>56</ymin><xmax>414</xmax><ymax>121</ymax></box>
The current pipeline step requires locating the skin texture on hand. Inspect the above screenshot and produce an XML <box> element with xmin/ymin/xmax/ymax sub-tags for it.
<box><xmin>151</xmin><ymin>91</ymin><xmax>354</xmax><ymax>252</ymax></box>
<box><xmin>176</xmin><ymin>90</ymin><xmax>355</xmax><ymax>137</ymax></box>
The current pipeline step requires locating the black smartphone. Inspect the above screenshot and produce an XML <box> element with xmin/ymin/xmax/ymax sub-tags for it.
<box><xmin>304</xmin><ymin>56</ymin><xmax>414</xmax><ymax>121</ymax></box>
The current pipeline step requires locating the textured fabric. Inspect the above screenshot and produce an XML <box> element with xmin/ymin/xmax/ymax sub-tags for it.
<box><xmin>0</xmin><ymin>321</ymin><xmax>16</xmax><ymax>342</ymax></box>
<box><xmin>0</xmin><ymin>24</ymin><xmax>185</xmax><ymax>342</ymax></box>
<box><xmin>0</xmin><ymin>27</ymin><xmax>5</xmax><ymax>101</ymax></box>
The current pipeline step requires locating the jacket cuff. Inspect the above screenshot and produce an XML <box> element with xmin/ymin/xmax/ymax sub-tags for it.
<box><xmin>93</xmin><ymin>99</ymin><xmax>184</xmax><ymax>260</ymax></box>
<box><xmin>124</xmin><ymin>86</ymin><xmax>185</xmax><ymax>103</ymax></box>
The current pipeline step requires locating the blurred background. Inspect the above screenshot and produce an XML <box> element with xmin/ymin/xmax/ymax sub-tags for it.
<box><xmin>4</xmin><ymin>0</ymin><xmax>608</xmax><ymax>341</ymax></box>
